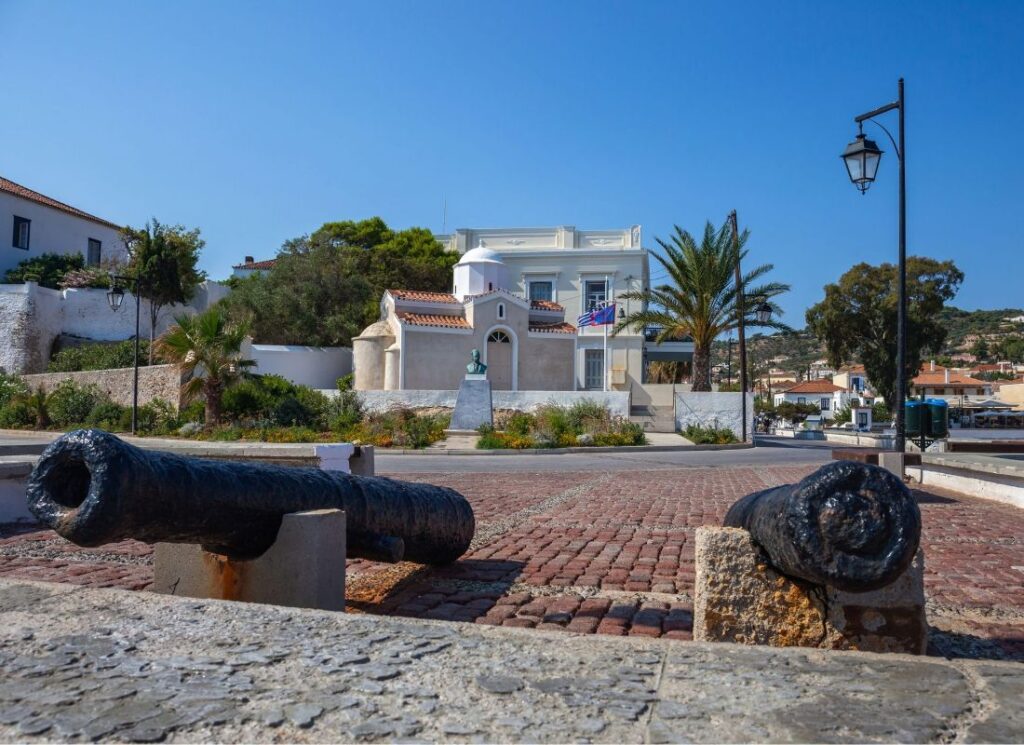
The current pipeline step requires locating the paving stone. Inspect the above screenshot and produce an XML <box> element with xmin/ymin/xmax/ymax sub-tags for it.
<box><xmin>475</xmin><ymin>674</ymin><xmax>524</xmax><ymax>694</ymax></box>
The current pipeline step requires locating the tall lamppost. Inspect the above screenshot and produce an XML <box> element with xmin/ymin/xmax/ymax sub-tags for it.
<box><xmin>842</xmin><ymin>78</ymin><xmax>906</xmax><ymax>452</ymax></box>
<box><xmin>106</xmin><ymin>274</ymin><xmax>143</xmax><ymax>435</ymax></box>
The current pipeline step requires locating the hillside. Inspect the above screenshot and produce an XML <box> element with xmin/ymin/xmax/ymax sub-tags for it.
<box><xmin>710</xmin><ymin>307</ymin><xmax>1024</xmax><ymax>379</ymax></box>
<box><xmin>936</xmin><ymin>307</ymin><xmax>1024</xmax><ymax>353</ymax></box>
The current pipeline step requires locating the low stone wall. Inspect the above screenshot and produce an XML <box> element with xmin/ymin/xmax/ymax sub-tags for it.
<box><xmin>21</xmin><ymin>364</ymin><xmax>185</xmax><ymax>410</ymax></box>
<box><xmin>823</xmin><ymin>430</ymin><xmax>894</xmax><ymax>448</ymax></box>
<box><xmin>675</xmin><ymin>391</ymin><xmax>754</xmax><ymax>439</ymax></box>
<box><xmin>324</xmin><ymin>389</ymin><xmax>631</xmax><ymax>417</ymax></box>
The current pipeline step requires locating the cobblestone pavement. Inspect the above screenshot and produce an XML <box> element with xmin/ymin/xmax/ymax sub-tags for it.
<box><xmin>4</xmin><ymin>578</ymin><xmax>1023</xmax><ymax>743</ymax></box>
<box><xmin>2</xmin><ymin>465</ymin><xmax>1022</xmax><ymax>660</ymax></box>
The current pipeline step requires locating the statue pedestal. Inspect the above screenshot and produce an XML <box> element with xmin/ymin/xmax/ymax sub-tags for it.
<box><xmin>448</xmin><ymin>377</ymin><xmax>493</xmax><ymax>432</ymax></box>
<box><xmin>151</xmin><ymin>509</ymin><xmax>346</xmax><ymax>612</ymax></box>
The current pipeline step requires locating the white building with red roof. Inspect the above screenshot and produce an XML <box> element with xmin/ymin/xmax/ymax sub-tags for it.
<box><xmin>1</xmin><ymin>176</ymin><xmax>126</xmax><ymax>276</ymax></box>
<box><xmin>773</xmin><ymin>379</ymin><xmax>869</xmax><ymax>420</ymax></box>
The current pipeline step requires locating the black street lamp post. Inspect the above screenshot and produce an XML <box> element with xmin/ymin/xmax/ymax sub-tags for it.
<box><xmin>842</xmin><ymin>78</ymin><xmax>907</xmax><ymax>452</ymax></box>
<box><xmin>106</xmin><ymin>274</ymin><xmax>143</xmax><ymax>435</ymax></box>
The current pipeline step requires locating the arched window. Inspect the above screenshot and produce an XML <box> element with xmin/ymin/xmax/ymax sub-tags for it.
<box><xmin>497</xmin><ymin>303</ymin><xmax>505</xmax><ymax>319</ymax></box>
<box><xmin>488</xmin><ymin>330</ymin><xmax>511</xmax><ymax>343</ymax></box>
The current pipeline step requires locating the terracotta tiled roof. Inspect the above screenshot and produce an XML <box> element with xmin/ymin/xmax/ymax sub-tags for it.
<box><xmin>529</xmin><ymin>322</ymin><xmax>576</xmax><ymax>334</ymax></box>
<box><xmin>912</xmin><ymin>372</ymin><xmax>987</xmax><ymax>386</ymax></box>
<box><xmin>395</xmin><ymin>311</ymin><xmax>469</xmax><ymax>329</ymax></box>
<box><xmin>839</xmin><ymin>364</ymin><xmax>866</xmax><ymax>373</ymax></box>
<box><xmin>0</xmin><ymin>176</ymin><xmax>121</xmax><ymax>230</ymax></box>
<box><xmin>783</xmin><ymin>380</ymin><xmax>845</xmax><ymax>394</ymax></box>
<box><xmin>389</xmin><ymin>289</ymin><xmax>460</xmax><ymax>304</ymax></box>
<box><xmin>232</xmin><ymin>258</ymin><xmax>277</xmax><ymax>270</ymax></box>
<box><xmin>530</xmin><ymin>299</ymin><xmax>563</xmax><ymax>311</ymax></box>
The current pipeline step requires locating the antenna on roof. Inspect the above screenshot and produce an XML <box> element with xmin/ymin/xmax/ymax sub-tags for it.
<box><xmin>442</xmin><ymin>197</ymin><xmax>447</xmax><ymax>234</ymax></box>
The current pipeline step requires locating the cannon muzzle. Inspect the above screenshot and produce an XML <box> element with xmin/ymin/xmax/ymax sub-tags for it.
<box><xmin>27</xmin><ymin>429</ymin><xmax>474</xmax><ymax>564</ymax></box>
<box><xmin>724</xmin><ymin>460</ymin><xmax>921</xmax><ymax>592</ymax></box>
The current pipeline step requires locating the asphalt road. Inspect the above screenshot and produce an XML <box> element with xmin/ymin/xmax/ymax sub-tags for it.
<box><xmin>377</xmin><ymin>437</ymin><xmax>835</xmax><ymax>473</ymax></box>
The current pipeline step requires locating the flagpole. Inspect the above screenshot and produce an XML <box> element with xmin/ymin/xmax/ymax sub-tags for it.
<box><xmin>604</xmin><ymin>275</ymin><xmax>609</xmax><ymax>392</ymax></box>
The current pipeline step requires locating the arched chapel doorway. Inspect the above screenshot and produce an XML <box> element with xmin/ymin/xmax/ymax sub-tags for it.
<box><xmin>486</xmin><ymin>329</ymin><xmax>514</xmax><ymax>391</ymax></box>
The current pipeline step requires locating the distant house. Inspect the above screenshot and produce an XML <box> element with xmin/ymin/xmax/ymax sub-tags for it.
<box><xmin>834</xmin><ymin>365</ymin><xmax>869</xmax><ymax>392</ymax></box>
<box><xmin>773</xmin><ymin>380</ymin><xmax>868</xmax><ymax>421</ymax></box>
<box><xmin>911</xmin><ymin>368</ymin><xmax>991</xmax><ymax>401</ymax></box>
<box><xmin>1</xmin><ymin>176</ymin><xmax>126</xmax><ymax>277</ymax></box>
<box><xmin>232</xmin><ymin>256</ymin><xmax>277</xmax><ymax>279</ymax></box>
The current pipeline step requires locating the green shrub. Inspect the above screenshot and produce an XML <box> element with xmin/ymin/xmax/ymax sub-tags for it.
<box><xmin>47</xmin><ymin>381</ymin><xmax>104</xmax><ymax>427</ymax></box>
<box><xmin>682</xmin><ymin>423</ymin><xmax>738</xmax><ymax>444</ymax></box>
<box><xmin>86</xmin><ymin>400</ymin><xmax>128</xmax><ymax>429</ymax></box>
<box><xmin>47</xmin><ymin>340</ymin><xmax>154</xmax><ymax>373</ymax></box>
<box><xmin>221</xmin><ymin>379</ymin><xmax>273</xmax><ymax>420</ymax></box>
<box><xmin>325</xmin><ymin>387</ymin><xmax>364</xmax><ymax>433</ymax></box>
<box><xmin>566</xmin><ymin>399</ymin><xmax>610</xmax><ymax>430</ymax></box>
<box><xmin>179</xmin><ymin>399</ymin><xmax>205</xmax><ymax>424</ymax></box>
<box><xmin>476</xmin><ymin>424</ymin><xmax>505</xmax><ymax>449</ymax></box>
<box><xmin>0</xmin><ymin>400</ymin><xmax>34</xmax><ymax>428</ymax></box>
<box><xmin>3</xmin><ymin>253</ymin><xmax>83</xmax><ymax>289</ymax></box>
<box><xmin>0</xmin><ymin>372</ymin><xmax>29</xmax><ymax>409</ymax></box>
<box><xmin>505</xmin><ymin>411</ymin><xmax>535</xmax><ymax>436</ymax></box>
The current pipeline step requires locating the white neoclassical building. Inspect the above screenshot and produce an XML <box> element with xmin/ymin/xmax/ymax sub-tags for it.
<box><xmin>353</xmin><ymin>225</ymin><xmax>694</xmax><ymax>393</ymax></box>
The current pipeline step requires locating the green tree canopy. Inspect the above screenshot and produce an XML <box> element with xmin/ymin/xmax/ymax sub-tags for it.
<box><xmin>805</xmin><ymin>257</ymin><xmax>964</xmax><ymax>406</ymax></box>
<box><xmin>123</xmin><ymin>219</ymin><xmax>206</xmax><ymax>361</ymax></box>
<box><xmin>612</xmin><ymin>219</ymin><xmax>790</xmax><ymax>390</ymax></box>
<box><xmin>222</xmin><ymin>218</ymin><xmax>458</xmax><ymax>346</ymax></box>
<box><xmin>3</xmin><ymin>253</ymin><xmax>84</xmax><ymax>289</ymax></box>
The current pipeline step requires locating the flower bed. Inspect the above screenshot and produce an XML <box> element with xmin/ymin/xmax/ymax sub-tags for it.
<box><xmin>477</xmin><ymin>400</ymin><xmax>645</xmax><ymax>449</ymax></box>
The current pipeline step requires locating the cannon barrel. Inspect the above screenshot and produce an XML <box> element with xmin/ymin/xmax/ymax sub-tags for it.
<box><xmin>26</xmin><ymin>429</ymin><xmax>474</xmax><ymax>564</ymax></box>
<box><xmin>723</xmin><ymin>460</ymin><xmax>920</xmax><ymax>592</ymax></box>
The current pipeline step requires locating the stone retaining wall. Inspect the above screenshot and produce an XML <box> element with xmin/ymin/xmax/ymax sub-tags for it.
<box><xmin>21</xmin><ymin>364</ymin><xmax>185</xmax><ymax>410</ymax></box>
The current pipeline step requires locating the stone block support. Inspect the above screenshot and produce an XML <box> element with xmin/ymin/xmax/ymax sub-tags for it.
<box><xmin>152</xmin><ymin>509</ymin><xmax>346</xmax><ymax>612</ymax></box>
<box><xmin>693</xmin><ymin>527</ymin><xmax>926</xmax><ymax>654</ymax></box>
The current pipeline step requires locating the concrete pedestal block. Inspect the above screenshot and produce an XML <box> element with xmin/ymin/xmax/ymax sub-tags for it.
<box><xmin>450</xmin><ymin>378</ymin><xmax>493</xmax><ymax>431</ymax></box>
<box><xmin>152</xmin><ymin>509</ymin><xmax>346</xmax><ymax>612</ymax></box>
<box><xmin>349</xmin><ymin>445</ymin><xmax>375</xmax><ymax>476</ymax></box>
<box><xmin>693</xmin><ymin>527</ymin><xmax>926</xmax><ymax>654</ymax></box>
<box><xmin>879</xmin><ymin>451</ymin><xmax>906</xmax><ymax>480</ymax></box>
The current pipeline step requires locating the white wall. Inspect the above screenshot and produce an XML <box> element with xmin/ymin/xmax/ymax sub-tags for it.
<box><xmin>326</xmin><ymin>388</ymin><xmax>631</xmax><ymax>418</ymax></box>
<box><xmin>0</xmin><ymin>281</ymin><xmax>230</xmax><ymax>373</ymax></box>
<box><xmin>0</xmin><ymin>282</ymin><xmax>63</xmax><ymax>373</ymax></box>
<box><xmin>1</xmin><ymin>191</ymin><xmax>125</xmax><ymax>277</ymax></box>
<box><xmin>245</xmin><ymin>342</ymin><xmax>353</xmax><ymax>389</ymax></box>
<box><xmin>675</xmin><ymin>391</ymin><xmax>755</xmax><ymax>441</ymax></box>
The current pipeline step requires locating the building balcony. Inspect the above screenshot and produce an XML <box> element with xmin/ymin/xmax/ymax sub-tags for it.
<box><xmin>643</xmin><ymin>326</ymin><xmax>694</xmax><ymax>362</ymax></box>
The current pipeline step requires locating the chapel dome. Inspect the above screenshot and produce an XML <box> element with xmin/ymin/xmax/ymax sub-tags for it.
<box><xmin>457</xmin><ymin>246</ymin><xmax>504</xmax><ymax>265</ymax></box>
<box><xmin>356</xmin><ymin>319</ymin><xmax>395</xmax><ymax>339</ymax></box>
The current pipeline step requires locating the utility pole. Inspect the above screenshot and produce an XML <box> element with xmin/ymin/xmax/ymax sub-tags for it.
<box><xmin>729</xmin><ymin>210</ymin><xmax>747</xmax><ymax>442</ymax></box>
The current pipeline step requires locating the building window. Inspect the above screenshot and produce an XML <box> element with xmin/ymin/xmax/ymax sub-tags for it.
<box><xmin>797</xmin><ymin>397</ymin><xmax>806</xmax><ymax>404</ymax></box>
<box><xmin>497</xmin><ymin>303</ymin><xmax>505</xmax><ymax>319</ymax></box>
<box><xmin>87</xmin><ymin>238</ymin><xmax>102</xmax><ymax>266</ymax></box>
<box><xmin>529</xmin><ymin>281</ymin><xmax>553</xmax><ymax>302</ymax></box>
<box><xmin>488</xmin><ymin>282</ymin><xmax>493</xmax><ymax>291</ymax></box>
<box><xmin>12</xmin><ymin>216</ymin><xmax>30</xmax><ymax>249</ymax></box>
<box><xmin>584</xmin><ymin>349</ymin><xmax>604</xmax><ymax>390</ymax></box>
<box><xmin>488</xmin><ymin>330</ymin><xmax>510</xmax><ymax>343</ymax></box>
<box><xmin>584</xmin><ymin>280</ymin><xmax>607</xmax><ymax>311</ymax></box>
<box><xmin>820</xmin><ymin>398</ymin><xmax>830</xmax><ymax>411</ymax></box>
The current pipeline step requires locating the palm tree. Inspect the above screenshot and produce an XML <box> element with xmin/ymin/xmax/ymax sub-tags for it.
<box><xmin>155</xmin><ymin>307</ymin><xmax>255</xmax><ymax>426</ymax></box>
<box><xmin>613</xmin><ymin>220</ymin><xmax>790</xmax><ymax>391</ymax></box>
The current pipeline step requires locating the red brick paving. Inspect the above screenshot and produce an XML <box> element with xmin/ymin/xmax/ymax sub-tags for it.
<box><xmin>2</xmin><ymin>464</ymin><xmax>1022</xmax><ymax>659</ymax></box>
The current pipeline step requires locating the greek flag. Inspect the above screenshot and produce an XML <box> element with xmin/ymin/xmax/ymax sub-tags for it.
<box><xmin>577</xmin><ymin>302</ymin><xmax>616</xmax><ymax>327</ymax></box>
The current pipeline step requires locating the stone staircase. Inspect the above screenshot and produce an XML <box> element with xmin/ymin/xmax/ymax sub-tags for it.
<box><xmin>629</xmin><ymin>404</ymin><xmax>677</xmax><ymax>433</ymax></box>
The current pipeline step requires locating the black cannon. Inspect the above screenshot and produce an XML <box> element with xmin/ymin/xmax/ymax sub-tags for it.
<box><xmin>26</xmin><ymin>429</ymin><xmax>474</xmax><ymax>564</ymax></box>
<box><xmin>724</xmin><ymin>460</ymin><xmax>920</xmax><ymax>592</ymax></box>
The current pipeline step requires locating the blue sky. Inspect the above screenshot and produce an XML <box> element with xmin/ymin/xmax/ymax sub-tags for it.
<box><xmin>2</xmin><ymin>1</ymin><xmax>1022</xmax><ymax>326</ymax></box>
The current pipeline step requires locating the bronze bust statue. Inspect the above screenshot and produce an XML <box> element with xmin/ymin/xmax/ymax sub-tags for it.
<box><xmin>466</xmin><ymin>349</ymin><xmax>487</xmax><ymax>375</ymax></box>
